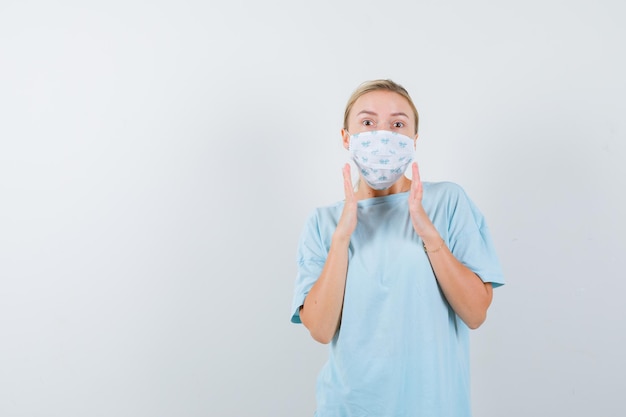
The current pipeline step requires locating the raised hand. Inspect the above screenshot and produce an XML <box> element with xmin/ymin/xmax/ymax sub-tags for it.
<box><xmin>334</xmin><ymin>164</ymin><xmax>358</xmax><ymax>241</ymax></box>
<box><xmin>408</xmin><ymin>162</ymin><xmax>436</xmax><ymax>238</ymax></box>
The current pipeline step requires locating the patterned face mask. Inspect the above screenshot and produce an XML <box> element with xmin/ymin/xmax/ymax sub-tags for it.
<box><xmin>348</xmin><ymin>130</ymin><xmax>415</xmax><ymax>190</ymax></box>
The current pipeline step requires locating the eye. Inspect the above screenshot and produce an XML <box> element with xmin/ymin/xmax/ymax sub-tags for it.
<box><xmin>393</xmin><ymin>121</ymin><xmax>405</xmax><ymax>128</ymax></box>
<box><xmin>362</xmin><ymin>119</ymin><xmax>374</xmax><ymax>127</ymax></box>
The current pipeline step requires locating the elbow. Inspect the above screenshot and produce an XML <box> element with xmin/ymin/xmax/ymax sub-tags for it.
<box><xmin>465</xmin><ymin>311</ymin><xmax>487</xmax><ymax>330</ymax></box>
<box><xmin>300</xmin><ymin>310</ymin><xmax>336</xmax><ymax>344</ymax></box>
<box><xmin>466</xmin><ymin>319</ymin><xmax>485</xmax><ymax>330</ymax></box>
<box><xmin>309</xmin><ymin>329</ymin><xmax>334</xmax><ymax>344</ymax></box>
<box><xmin>305</xmin><ymin>320</ymin><xmax>337</xmax><ymax>344</ymax></box>
<box><xmin>466</xmin><ymin>283</ymin><xmax>493</xmax><ymax>330</ymax></box>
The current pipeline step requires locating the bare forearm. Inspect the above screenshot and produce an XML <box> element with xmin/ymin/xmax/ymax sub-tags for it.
<box><xmin>300</xmin><ymin>234</ymin><xmax>350</xmax><ymax>344</ymax></box>
<box><xmin>422</xmin><ymin>234</ymin><xmax>493</xmax><ymax>329</ymax></box>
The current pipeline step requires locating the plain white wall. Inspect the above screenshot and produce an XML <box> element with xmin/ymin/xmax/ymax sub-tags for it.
<box><xmin>1</xmin><ymin>0</ymin><xmax>624</xmax><ymax>416</ymax></box>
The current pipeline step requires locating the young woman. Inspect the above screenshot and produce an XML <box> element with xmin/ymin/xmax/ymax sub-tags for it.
<box><xmin>291</xmin><ymin>79</ymin><xmax>505</xmax><ymax>416</ymax></box>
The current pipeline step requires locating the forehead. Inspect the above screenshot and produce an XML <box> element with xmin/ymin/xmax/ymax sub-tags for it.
<box><xmin>351</xmin><ymin>90</ymin><xmax>413</xmax><ymax>116</ymax></box>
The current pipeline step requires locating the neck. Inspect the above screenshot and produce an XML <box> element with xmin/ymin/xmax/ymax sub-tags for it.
<box><xmin>355</xmin><ymin>176</ymin><xmax>411</xmax><ymax>200</ymax></box>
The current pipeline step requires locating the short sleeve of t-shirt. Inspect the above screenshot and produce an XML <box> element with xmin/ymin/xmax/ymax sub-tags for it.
<box><xmin>290</xmin><ymin>208</ymin><xmax>335</xmax><ymax>324</ymax></box>
<box><xmin>435</xmin><ymin>183</ymin><xmax>505</xmax><ymax>288</ymax></box>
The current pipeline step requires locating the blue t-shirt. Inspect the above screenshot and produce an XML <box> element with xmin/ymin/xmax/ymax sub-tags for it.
<box><xmin>291</xmin><ymin>182</ymin><xmax>505</xmax><ymax>417</ymax></box>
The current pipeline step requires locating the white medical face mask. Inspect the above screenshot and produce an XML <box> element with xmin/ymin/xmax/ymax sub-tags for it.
<box><xmin>348</xmin><ymin>130</ymin><xmax>415</xmax><ymax>190</ymax></box>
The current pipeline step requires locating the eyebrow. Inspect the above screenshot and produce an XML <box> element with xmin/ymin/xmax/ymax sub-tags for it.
<box><xmin>356</xmin><ymin>110</ymin><xmax>409</xmax><ymax>118</ymax></box>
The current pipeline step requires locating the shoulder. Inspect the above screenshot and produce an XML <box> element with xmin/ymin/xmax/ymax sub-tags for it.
<box><xmin>423</xmin><ymin>181</ymin><xmax>469</xmax><ymax>202</ymax></box>
<box><xmin>301</xmin><ymin>199</ymin><xmax>344</xmax><ymax>231</ymax></box>
<box><xmin>310</xmin><ymin>199</ymin><xmax>344</xmax><ymax>220</ymax></box>
<box><xmin>422</xmin><ymin>181</ymin><xmax>484</xmax><ymax>219</ymax></box>
<box><xmin>297</xmin><ymin>200</ymin><xmax>344</xmax><ymax>255</ymax></box>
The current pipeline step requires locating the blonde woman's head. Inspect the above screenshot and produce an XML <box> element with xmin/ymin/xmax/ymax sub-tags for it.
<box><xmin>343</xmin><ymin>79</ymin><xmax>419</xmax><ymax>135</ymax></box>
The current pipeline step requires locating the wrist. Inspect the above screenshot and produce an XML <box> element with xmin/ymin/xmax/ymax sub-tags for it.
<box><xmin>331</xmin><ymin>232</ymin><xmax>351</xmax><ymax>247</ymax></box>
<box><xmin>423</xmin><ymin>237</ymin><xmax>445</xmax><ymax>254</ymax></box>
<box><xmin>420</xmin><ymin>231</ymin><xmax>443</xmax><ymax>252</ymax></box>
<box><xmin>416</xmin><ymin>225</ymin><xmax>439</xmax><ymax>241</ymax></box>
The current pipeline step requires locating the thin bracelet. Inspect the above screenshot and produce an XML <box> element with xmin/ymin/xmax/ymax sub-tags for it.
<box><xmin>423</xmin><ymin>238</ymin><xmax>445</xmax><ymax>254</ymax></box>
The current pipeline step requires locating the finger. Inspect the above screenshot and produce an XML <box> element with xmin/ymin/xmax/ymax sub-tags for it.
<box><xmin>410</xmin><ymin>162</ymin><xmax>418</xmax><ymax>195</ymax></box>
<box><xmin>342</xmin><ymin>164</ymin><xmax>354</xmax><ymax>201</ymax></box>
<box><xmin>410</xmin><ymin>162</ymin><xmax>422</xmax><ymax>201</ymax></box>
<box><xmin>412</xmin><ymin>162</ymin><xmax>421</xmax><ymax>184</ymax></box>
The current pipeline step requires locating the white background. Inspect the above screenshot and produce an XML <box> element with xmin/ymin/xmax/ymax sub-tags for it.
<box><xmin>1</xmin><ymin>1</ymin><xmax>625</xmax><ymax>416</ymax></box>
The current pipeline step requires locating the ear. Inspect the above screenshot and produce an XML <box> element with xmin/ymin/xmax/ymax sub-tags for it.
<box><xmin>413</xmin><ymin>133</ymin><xmax>419</xmax><ymax>149</ymax></box>
<box><xmin>341</xmin><ymin>128</ymin><xmax>351</xmax><ymax>150</ymax></box>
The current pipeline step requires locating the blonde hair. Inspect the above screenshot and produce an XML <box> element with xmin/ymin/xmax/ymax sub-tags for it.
<box><xmin>343</xmin><ymin>79</ymin><xmax>419</xmax><ymax>134</ymax></box>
